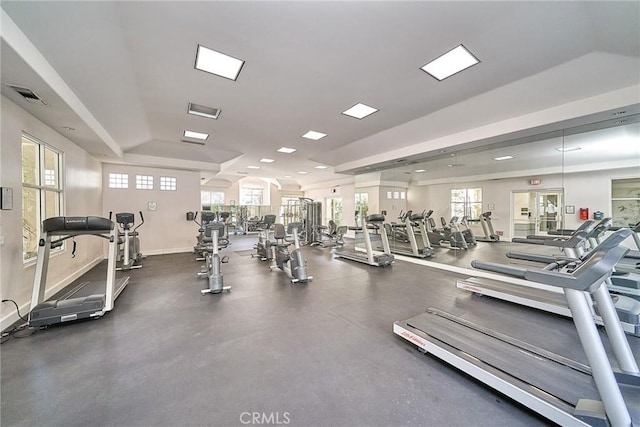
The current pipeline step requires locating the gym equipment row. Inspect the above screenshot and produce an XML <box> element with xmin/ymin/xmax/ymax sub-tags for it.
<box><xmin>396</xmin><ymin>229</ymin><xmax>640</xmax><ymax>426</ymax></box>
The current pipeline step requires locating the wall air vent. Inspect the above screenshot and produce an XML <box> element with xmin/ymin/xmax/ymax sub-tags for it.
<box><xmin>5</xmin><ymin>84</ymin><xmax>48</xmax><ymax>106</ymax></box>
<box><xmin>181</xmin><ymin>139</ymin><xmax>206</xmax><ymax>146</ymax></box>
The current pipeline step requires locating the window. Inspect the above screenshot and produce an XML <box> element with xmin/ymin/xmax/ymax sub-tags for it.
<box><xmin>108</xmin><ymin>173</ymin><xmax>128</xmax><ymax>189</ymax></box>
<box><xmin>355</xmin><ymin>192</ymin><xmax>369</xmax><ymax>218</ymax></box>
<box><xmin>612</xmin><ymin>178</ymin><xmax>640</xmax><ymax>228</ymax></box>
<box><xmin>160</xmin><ymin>176</ymin><xmax>177</xmax><ymax>191</ymax></box>
<box><xmin>385</xmin><ymin>191</ymin><xmax>406</xmax><ymax>200</ymax></box>
<box><xmin>240</xmin><ymin>185</ymin><xmax>264</xmax><ymax>206</ymax></box>
<box><xmin>22</xmin><ymin>134</ymin><xmax>63</xmax><ymax>261</ymax></box>
<box><xmin>136</xmin><ymin>174</ymin><xmax>154</xmax><ymax>190</ymax></box>
<box><xmin>451</xmin><ymin>187</ymin><xmax>482</xmax><ymax>219</ymax></box>
<box><xmin>201</xmin><ymin>191</ymin><xmax>225</xmax><ymax>210</ymax></box>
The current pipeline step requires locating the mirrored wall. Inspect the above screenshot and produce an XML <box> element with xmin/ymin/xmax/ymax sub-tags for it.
<box><xmin>353</xmin><ymin>112</ymin><xmax>640</xmax><ymax>257</ymax></box>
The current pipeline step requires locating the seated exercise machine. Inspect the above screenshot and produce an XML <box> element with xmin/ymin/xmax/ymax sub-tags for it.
<box><xmin>190</xmin><ymin>211</ymin><xmax>217</xmax><ymax>260</ymax></box>
<box><xmin>335</xmin><ymin>214</ymin><xmax>394</xmax><ymax>267</ymax></box>
<box><xmin>111</xmin><ymin>211</ymin><xmax>144</xmax><ymax>271</ymax></box>
<box><xmin>269</xmin><ymin>222</ymin><xmax>313</xmax><ymax>283</ymax></box>
<box><xmin>458</xmin><ymin>216</ymin><xmax>477</xmax><ymax>247</ymax></box>
<box><xmin>395</xmin><ymin>229</ymin><xmax>640</xmax><ymax>426</ymax></box>
<box><xmin>198</xmin><ymin>223</ymin><xmax>231</xmax><ymax>295</ymax></box>
<box><xmin>253</xmin><ymin>214</ymin><xmax>277</xmax><ymax>261</ymax></box>
<box><xmin>385</xmin><ymin>210</ymin><xmax>436</xmax><ymax>259</ymax></box>
<box><xmin>311</xmin><ymin>220</ymin><xmax>346</xmax><ymax>248</ymax></box>
<box><xmin>29</xmin><ymin>216</ymin><xmax>130</xmax><ymax>328</ymax></box>
<box><xmin>424</xmin><ymin>211</ymin><xmax>468</xmax><ymax>249</ymax></box>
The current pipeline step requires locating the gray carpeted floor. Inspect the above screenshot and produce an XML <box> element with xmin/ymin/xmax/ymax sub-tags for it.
<box><xmin>2</xmin><ymin>234</ymin><xmax>638</xmax><ymax>426</ymax></box>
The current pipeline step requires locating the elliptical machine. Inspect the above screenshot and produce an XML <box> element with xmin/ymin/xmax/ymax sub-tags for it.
<box><xmin>269</xmin><ymin>222</ymin><xmax>313</xmax><ymax>283</ymax></box>
<box><xmin>111</xmin><ymin>211</ymin><xmax>144</xmax><ymax>270</ymax></box>
<box><xmin>198</xmin><ymin>222</ymin><xmax>231</xmax><ymax>295</ymax></box>
<box><xmin>253</xmin><ymin>214</ymin><xmax>277</xmax><ymax>261</ymax></box>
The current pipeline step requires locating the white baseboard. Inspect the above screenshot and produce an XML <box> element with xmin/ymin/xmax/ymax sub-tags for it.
<box><xmin>1</xmin><ymin>256</ymin><xmax>104</xmax><ymax>332</ymax></box>
<box><xmin>142</xmin><ymin>247</ymin><xmax>194</xmax><ymax>256</ymax></box>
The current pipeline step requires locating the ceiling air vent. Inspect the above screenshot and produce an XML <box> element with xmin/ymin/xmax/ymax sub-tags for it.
<box><xmin>188</xmin><ymin>102</ymin><xmax>221</xmax><ymax>119</ymax></box>
<box><xmin>5</xmin><ymin>84</ymin><xmax>48</xmax><ymax>106</ymax></box>
<box><xmin>180</xmin><ymin>139</ymin><xmax>206</xmax><ymax>146</ymax></box>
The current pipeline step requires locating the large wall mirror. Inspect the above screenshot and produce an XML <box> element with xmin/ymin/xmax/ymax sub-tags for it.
<box><xmin>353</xmin><ymin>111</ymin><xmax>639</xmax><ymax>258</ymax></box>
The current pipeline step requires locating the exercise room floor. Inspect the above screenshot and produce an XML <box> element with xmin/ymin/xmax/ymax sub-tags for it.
<box><xmin>2</xmin><ymin>235</ymin><xmax>639</xmax><ymax>426</ymax></box>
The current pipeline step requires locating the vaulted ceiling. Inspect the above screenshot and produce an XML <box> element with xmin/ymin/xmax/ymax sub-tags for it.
<box><xmin>2</xmin><ymin>1</ymin><xmax>639</xmax><ymax>189</ymax></box>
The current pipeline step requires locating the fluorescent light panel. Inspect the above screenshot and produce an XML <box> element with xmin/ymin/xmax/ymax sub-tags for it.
<box><xmin>302</xmin><ymin>130</ymin><xmax>327</xmax><ymax>140</ymax></box>
<box><xmin>298</xmin><ymin>171</ymin><xmax>308</xmax><ymax>174</ymax></box>
<box><xmin>247</xmin><ymin>165</ymin><xmax>260</xmax><ymax>169</ymax></box>
<box><xmin>187</xmin><ymin>102</ymin><xmax>220</xmax><ymax>119</ymax></box>
<box><xmin>184</xmin><ymin>130</ymin><xmax>209</xmax><ymax>140</ymax></box>
<box><xmin>414</xmin><ymin>169</ymin><xmax>426</xmax><ymax>173</ymax></box>
<box><xmin>493</xmin><ymin>155</ymin><xmax>514</xmax><ymax>161</ymax></box>
<box><xmin>277</xmin><ymin>147</ymin><xmax>296</xmax><ymax>154</ymax></box>
<box><xmin>315</xmin><ymin>165</ymin><xmax>328</xmax><ymax>169</ymax></box>
<box><xmin>260</xmin><ymin>158</ymin><xmax>275</xmax><ymax>163</ymax></box>
<box><xmin>421</xmin><ymin>44</ymin><xmax>479</xmax><ymax>81</ymax></box>
<box><xmin>342</xmin><ymin>103</ymin><xmax>378</xmax><ymax>119</ymax></box>
<box><xmin>195</xmin><ymin>45</ymin><xmax>244</xmax><ymax>81</ymax></box>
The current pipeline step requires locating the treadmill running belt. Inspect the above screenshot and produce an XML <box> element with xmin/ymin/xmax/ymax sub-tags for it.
<box><xmin>405</xmin><ymin>310</ymin><xmax>600</xmax><ymax>407</ymax></box>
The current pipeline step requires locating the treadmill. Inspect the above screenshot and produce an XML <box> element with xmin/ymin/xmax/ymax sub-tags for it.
<box><xmin>386</xmin><ymin>211</ymin><xmax>437</xmax><ymax>259</ymax></box>
<box><xmin>29</xmin><ymin>216</ymin><xmax>130</xmax><ymax>328</ymax></box>
<box><xmin>457</xmin><ymin>219</ymin><xmax>640</xmax><ymax>335</ymax></box>
<box><xmin>395</xmin><ymin>229</ymin><xmax>640</xmax><ymax>426</ymax></box>
<box><xmin>334</xmin><ymin>214</ymin><xmax>394</xmax><ymax>267</ymax></box>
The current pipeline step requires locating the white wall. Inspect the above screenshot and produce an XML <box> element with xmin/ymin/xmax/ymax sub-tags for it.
<box><xmin>102</xmin><ymin>163</ymin><xmax>201</xmax><ymax>255</ymax></box>
<box><xmin>406</xmin><ymin>168</ymin><xmax>639</xmax><ymax>242</ymax></box>
<box><xmin>1</xmin><ymin>96</ymin><xmax>104</xmax><ymax>330</ymax></box>
<box><xmin>305</xmin><ymin>183</ymin><xmax>356</xmax><ymax>226</ymax></box>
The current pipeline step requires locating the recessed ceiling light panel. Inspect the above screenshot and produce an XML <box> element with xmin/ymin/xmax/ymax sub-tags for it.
<box><xmin>277</xmin><ymin>147</ymin><xmax>296</xmax><ymax>154</ymax></box>
<box><xmin>188</xmin><ymin>102</ymin><xmax>221</xmax><ymax>119</ymax></box>
<box><xmin>414</xmin><ymin>169</ymin><xmax>426</xmax><ymax>173</ymax></box>
<box><xmin>298</xmin><ymin>171</ymin><xmax>308</xmax><ymax>175</ymax></box>
<box><xmin>302</xmin><ymin>131</ymin><xmax>327</xmax><ymax>140</ymax></box>
<box><xmin>493</xmin><ymin>155</ymin><xmax>514</xmax><ymax>161</ymax></box>
<box><xmin>260</xmin><ymin>158</ymin><xmax>275</xmax><ymax>163</ymax></box>
<box><xmin>195</xmin><ymin>45</ymin><xmax>244</xmax><ymax>81</ymax></box>
<box><xmin>247</xmin><ymin>165</ymin><xmax>260</xmax><ymax>169</ymax></box>
<box><xmin>342</xmin><ymin>103</ymin><xmax>378</xmax><ymax>119</ymax></box>
<box><xmin>314</xmin><ymin>165</ymin><xmax>328</xmax><ymax>169</ymax></box>
<box><xmin>421</xmin><ymin>44</ymin><xmax>479</xmax><ymax>81</ymax></box>
<box><xmin>184</xmin><ymin>130</ymin><xmax>209</xmax><ymax>140</ymax></box>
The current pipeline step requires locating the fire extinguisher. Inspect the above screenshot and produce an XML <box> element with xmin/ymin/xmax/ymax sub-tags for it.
<box><xmin>579</xmin><ymin>208</ymin><xmax>589</xmax><ymax>220</ymax></box>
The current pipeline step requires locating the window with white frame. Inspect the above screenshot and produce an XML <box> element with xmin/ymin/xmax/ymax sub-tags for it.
<box><xmin>108</xmin><ymin>173</ymin><xmax>128</xmax><ymax>189</ymax></box>
<box><xmin>612</xmin><ymin>178</ymin><xmax>640</xmax><ymax>227</ymax></box>
<box><xmin>22</xmin><ymin>134</ymin><xmax>64</xmax><ymax>262</ymax></box>
<box><xmin>201</xmin><ymin>191</ymin><xmax>225</xmax><ymax>210</ymax></box>
<box><xmin>450</xmin><ymin>187</ymin><xmax>482</xmax><ymax>219</ymax></box>
<box><xmin>355</xmin><ymin>192</ymin><xmax>369</xmax><ymax>218</ymax></box>
<box><xmin>385</xmin><ymin>191</ymin><xmax>406</xmax><ymax>200</ymax></box>
<box><xmin>160</xmin><ymin>176</ymin><xmax>177</xmax><ymax>191</ymax></box>
<box><xmin>240</xmin><ymin>185</ymin><xmax>264</xmax><ymax>206</ymax></box>
<box><xmin>136</xmin><ymin>174</ymin><xmax>153</xmax><ymax>190</ymax></box>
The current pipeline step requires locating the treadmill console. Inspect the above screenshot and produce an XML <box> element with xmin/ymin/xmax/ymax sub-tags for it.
<box><xmin>43</xmin><ymin>216</ymin><xmax>113</xmax><ymax>233</ymax></box>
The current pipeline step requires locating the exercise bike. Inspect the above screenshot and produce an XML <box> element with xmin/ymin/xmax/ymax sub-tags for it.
<box><xmin>253</xmin><ymin>214</ymin><xmax>277</xmax><ymax>261</ymax></box>
<box><xmin>269</xmin><ymin>222</ymin><xmax>313</xmax><ymax>283</ymax></box>
<box><xmin>191</xmin><ymin>211</ymin><xmax>218</xmax><ymax>260</ymax></box>
<box><xmin>111</xmin><ymin>211</ymin><xmax>144</xmax><ymax>270</ymax></box>
<box><xmin>198</xmin><ymin>222</ymin><xmax>231</xmax><ymax>295</ymax></box>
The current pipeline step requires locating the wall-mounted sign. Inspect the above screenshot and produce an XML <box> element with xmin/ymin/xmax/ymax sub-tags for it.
<box><xmin>529</xmin><ymin>178</ymin><xmax>541</xmax><ymax>185</ymax></box>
